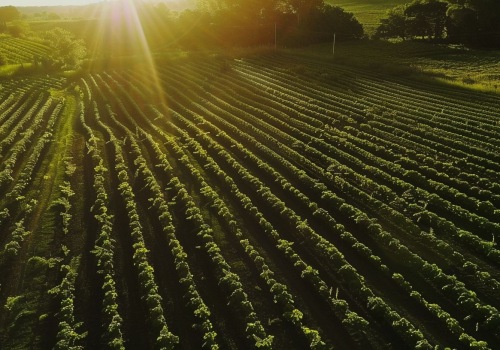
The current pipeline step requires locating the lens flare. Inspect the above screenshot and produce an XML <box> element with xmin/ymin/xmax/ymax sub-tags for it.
<box><xmin>84</xmin><ymin>0</ymin><xmax>167</xmax><ymax>109</ymax></box>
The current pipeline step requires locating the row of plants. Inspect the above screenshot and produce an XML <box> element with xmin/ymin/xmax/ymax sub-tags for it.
<box><xmin>86</xmin><ymin>75</ymin><xmax>220</xmax><ymax>349</ymax></box>
<box><xmin>146</xmin><ymin>103</ymin><xmax>331</xmax><ymax>349</ymax></box>
<box><xmin>155</xmin><ymin>96</ymin><xmax>434</xmax><ymax>348</ymax></box>
<box><xmin>148</xmin><ymin>67</ymin><xmax>499</xmax><ymax>344</ymax></box>
<box><xmin>98</xmin><ymin>75</ymin><xmax>274</xmax><ymax>349</ymax></box>
<box><xmin>164</xmin><ymin>100</ymin><xmax>492</xmax><ymax>349</ymax></box>
<box><xmin>0</xmin><ymin>94</ymin><xmax>43</xmax><ymax>154</ymax></box>
<box><xmin>256</xmin><ymin>53</ymin><xmax>500</xmax><ymax>133</ymax></box>
<box><xmin>159</xmin><ymin>62</ymin><xmax>500</xmax><ymax>282</ymax></box>
<box><xmin>169</xmin><ymin>62</ymin><xmax>500</xmax><ymax>274</ymax></box>
<box><xmin>49</xmin><ymin>155</ymin><xmax>86</xmax><ymax>350</ymax></box>
<box><xmin>78</xmin><ymin>100</ymin><xmax>125</xmax><ymax>349</ymax></box>
<box><xmin>92</xmin><ymin>100</ymin><xmax>180</xmax><ymax>349</ymax></box>
<box><xmin>231</xmin><ymin>59</ymin><xmax>500</xmax><ymax>173</ymax></box>
<box><xmin>77</xmin><ymin>63</ymin><xmax>497</xmax><ymax>346</ymax></box>
<box><xmin>7</xmin><ymin>101</ymin><xmax>63</xmax><ymax>199</ymax></box>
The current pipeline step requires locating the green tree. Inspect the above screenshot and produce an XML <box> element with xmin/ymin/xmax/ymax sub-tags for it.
<box><xmin>305</xmin><ymin>5</ymin><xmax>364</xmax><ymax>39</ymax></box>
<box><xmin>446</xmin><ymin>0</ymin><xmax>500</xmax><ymax>47</ymax></box>
<box><xmin>0</xmin><ymin>6</ymin><xmax>19</xmax><ymax>32</ymax></box>
<box><xmin>375</xmin><ymin>6</ymin><xmax>409</xmax><ymax>40</ymax></box>
<box><xmin>405</xmin><ymin>0</ymin><xmax>448</xmax><ymax>39</ymax></box>
<box><xmin>8</xmin><ymin>20</ymin><xmax>30</xmax><ymax>38</ymax></box>
<box><xmin>48</xmin><ymin>12</ymin><xmax>60</xmax><ymax>20</ymax></box>
<box><xmin>376</xmin><ymin>0</ymin><xmax>500</xmax><ymax>46</ymax></box>
<box><xmin>42</xmin><ymin>27</ymin><xmax>87</xmax><ymax>70</ymax></box>
<box><xmin>287</xmin><ymin>0</ymin><xmax>324</xmax><ymax>24</ymax></box>
<box><xmin>199</xmin><ymin>0</ymin><xmax>280</xmax><ymax>25</ymax></box>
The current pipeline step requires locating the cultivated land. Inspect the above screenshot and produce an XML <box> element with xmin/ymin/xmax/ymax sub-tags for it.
<box><xmin>311</xmin><ymin>40</ymin><xmax>500</xmax><ymax>94</ymax></box>
<box><xmin>0</xmin><ymin>35</ymin><xmax>50</xmax><ymax>64</ymax></box>
<box><xmin>0</xmin><ymin>45</ymin><xmax>499</xmax><ymax>349</ymax></box>
<box><xmin>330</xmin><ymin>0</ymin><xmax>408</xmax><ymax>36</ymax></box>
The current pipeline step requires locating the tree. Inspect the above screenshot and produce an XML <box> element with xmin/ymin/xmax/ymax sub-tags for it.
<box><xmin>375</xmin><ymin>1</ymin><xmax>448</xmax><ymax>40</ymax></box>
<box><xmin>8</xmin><ymin>20</ymin><xmax>30</xmax><ymax>38</ymax></box>
<box><xmin>446</xmin><ymin>0</ymin><xmax>500</xmax><ymax>47</ymax></box>
<box><xmin>305</xmin><ymin>5</ymin><xmax>364</xmax><ymax>40</ymax></box>
<box><xmin>405</xmin><ymin>0</ymin><xmax>448</xmax><ymax>39</ymax></box>
<box><xmin>376</xmin><ymin>0</ymin><xmax>500</xmax><ymax>47</ymax></box>
<box><xmin>174</xmin><ymin>0</ymin><xmax>363</xmax><ymax>47</ymax></box>
<box><xmin>287</xmin><ymin>0</ymin><xmax>324</xmax><ymax>24</ymax></box>
<box><xmin>375</xmin><ymin>6</ymin><xmax>409</xmax><ymax>40</ymax></box>
<box><xmin>48</xmin><ymin>13</ymin><xmax>60</xmax><ymax>20</ymax></box>
<box><xmin>0</xmin><ymin>6</ymin><xmax>19</xmax><ymax>32</ymax></box>
<box><xmin>42</xmin><ymin>27</ymin><xmax>87</xmax><ymax>70</ymax></box>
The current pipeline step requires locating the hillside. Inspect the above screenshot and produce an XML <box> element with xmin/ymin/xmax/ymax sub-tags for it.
<box><xmin>310</xmin><ymin>40</ymin><xmax>500</xmax><ymax>94</ymax></box>
<box><xmin>330</xmin><ymin>0</ymin><xmax>408</xmax><ymax>36</ymax></box>
<box><xmin>0</xmin><ymin>36</ymin><xmax>50</xmax><ymax>64</ymax></box>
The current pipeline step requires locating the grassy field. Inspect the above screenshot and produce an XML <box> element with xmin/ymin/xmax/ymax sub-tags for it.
<box><xmin>298</xmin><ymin>40</ymin><xmax>500</xmax><ymax>94</ymax></box>
<box><xmin>0</xmin><ymin>45</ymin><xmax>499</xmax><ymax>349</ymax></box>
<box><xmin>329</xmin><ymin>0</ymin><xmax>408</xmax><ymax>36</ymax></box>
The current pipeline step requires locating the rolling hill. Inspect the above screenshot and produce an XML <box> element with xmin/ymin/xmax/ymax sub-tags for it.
<box><xmin>330</xmin><ymin>0</ymin><xmax>409</xmax><ymax>36</ymax></box>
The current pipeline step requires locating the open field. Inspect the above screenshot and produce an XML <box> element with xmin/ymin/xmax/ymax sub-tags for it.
<box><xmin>329</xmin><ymin>0</ymin><xmax>407</xmax><ymax>36</ymax></box>
<box><xmin>0</xmin><ymin>48</ymin><xmax>499</xmax><ymax>349</ymax></box>
<box><xmin>300</xmin><ymin>41</ymin><xmax>500</xmax><ymax>94</ymax></box>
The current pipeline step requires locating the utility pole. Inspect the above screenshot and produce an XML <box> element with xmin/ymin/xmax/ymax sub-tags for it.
<box><xmin>275</xmin><ymin>22</ymin><xmax>277</xmax><ymax>51</ymax></box>
<box><xmin>332</xmin><ymin>33</ymin><xmax>336</xmax><ymax>58</ymax></box>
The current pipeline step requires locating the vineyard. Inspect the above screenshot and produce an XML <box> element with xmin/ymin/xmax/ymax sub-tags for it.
<box><xmin>0</xmin><ymin>36</ymin><xmax>50</xmax><ymax>65</ymax></box>
<box><xmin>0</xmin><ymin>51</ymin><xmax>499</xmax><ymax>350</ymax></box>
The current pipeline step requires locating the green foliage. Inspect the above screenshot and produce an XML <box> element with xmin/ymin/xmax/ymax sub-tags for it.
<box><xmin>446</xmin><ymin>0</ymin><xmax>500</xmax><ymax>47</ymax></box>
<box><xmin>4</xmin><ymin>295</ymin><xmax>24</xmax><ymax>312</ymax></box>
<box><xmin>41</xmin><ymin>27</ymin><xmax>86</xmax><ymax>70</ymax></box>
<box><xmin>1</xmin><ymin>39</ymin><xmax>500</xmax><ymax>349</ymax></box>
<box><xmin>304</xmin><ymin>4</ymin><xmax>365</xmax><ymax>40</ymax></box>
<box><xmin>375</xmin><ymin>0</ymin><xmax>500</xmax><ymax>47</ymax></box>
<box><xmin>375</xmin><ymin>0</ymin><xmax>448</xmax><ymax>40</ymax></box>
<box><xmin>0</xmin><ymin>6</ymin><xmax>19</xmax><ymax>31</ymax></box>
<box><xmin>0</xmin><ymin>52</ymin><xmax>7</xmax><ymax>66</ymax></box>
<box><xmin>8</xmin><ymin>20</ymin><xmax>30</xmax><ymax>38</ymax></box>
<box><xmin>3</xmin><ymin>220</ymin><xmax>30</xmax><ymax>258</ymax></box>
<box><xmin>175</xmin><ymin>0</ymin><xmax>363</xmax><ymax>47</ymax></box>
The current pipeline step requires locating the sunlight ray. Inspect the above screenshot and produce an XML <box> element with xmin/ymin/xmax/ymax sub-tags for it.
<box><xmin>119</xmin><ymin>0</ymin><xmax>167</xmax><ymax>108</ymax></box>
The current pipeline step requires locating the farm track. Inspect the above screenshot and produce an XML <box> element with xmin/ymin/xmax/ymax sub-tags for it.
<box><xmin>0</xmin><ymin>52</ymin><xmax>499</xmax><ymax>349</ymax></box>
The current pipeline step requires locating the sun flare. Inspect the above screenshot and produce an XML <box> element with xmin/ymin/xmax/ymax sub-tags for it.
<box><xmin>83</xmin><ymin>0</ymin><xmax>167</xmax><ymax>106</ymax></box>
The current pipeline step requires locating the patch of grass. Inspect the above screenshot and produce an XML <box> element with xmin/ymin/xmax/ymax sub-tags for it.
<box><xmin>0</xmin><ymin>63</ymin><xmax>34</xmax><ymax>78</ymax></box>
<box><xmin>328</xmin><ymin>0</ymin><xmax>408</xmax><ymax>36</ymax></box>
<box><xmin>295</xmin><ymin>40</ymin><xmax>500</xmax><ymax>94</ymax></box>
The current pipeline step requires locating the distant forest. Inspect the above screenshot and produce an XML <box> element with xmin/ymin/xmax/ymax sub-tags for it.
<box><xmin>375</xmin><ymin>0</ymin><xmax>500</xmax><ymax>47</ymax></box>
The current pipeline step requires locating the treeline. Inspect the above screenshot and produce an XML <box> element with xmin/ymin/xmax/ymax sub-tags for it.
<box><xmin>0</xmin><ymin>6</ymin><xmax>19</xmax><ymax>31</ymax></box>
<box><xmin>375</xmin><ymin>0</ymin><xmax>500</xmax><ymax>48</ymax></box>
<box><xmin>0</xmin><ymin>6</ymin><xmax>26</xmax><ymax>37</ymax></box>
<box><xmin>191</xmin><ymin>0</ymin><xmax>364</xmax><ymax>46</ymax></box>
<box><xmin>90</xmin><ymin>0</ymin><xmax>363</xmax><ymax>52</ymax></box>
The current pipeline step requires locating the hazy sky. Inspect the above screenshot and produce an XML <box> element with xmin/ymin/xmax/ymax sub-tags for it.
<box><xmin>0</xmin><ymin>0</ymin><xmax>101</xmax><ymax>5</ymax></box>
